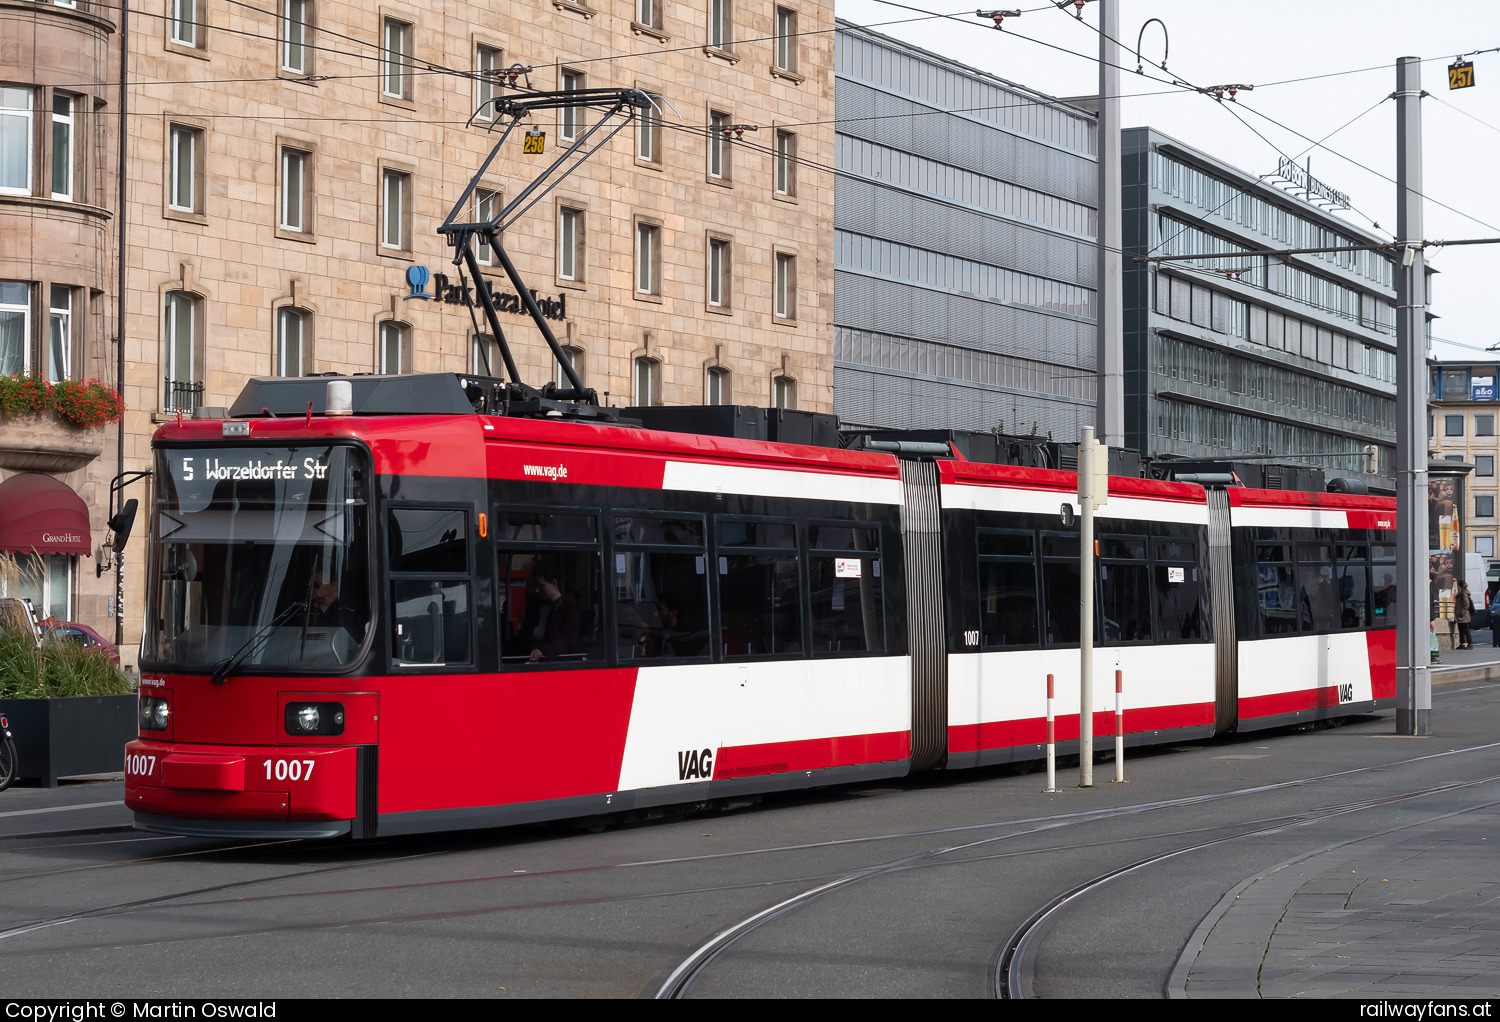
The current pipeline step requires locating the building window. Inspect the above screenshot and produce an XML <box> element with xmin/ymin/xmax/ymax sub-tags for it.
<box><xmin>1478</xmin><ymin>536</ymin><xmax>1496</xmax><ymax>558</ymax></box>
<box><xmin>168</xmin><ymin>124</ymin><xmax>200</xmax><ymax>213</ymax></box>
<box><xmin>773</xmin><ymin>374</ymin><xmax>795</xmax><ymax>409</ymax></box>
<box><xmin>559</xmin><ymin>206</ymin><xmax>584</xmax><ymax>282</ymax></box>
<box><xmin>382</xmin><ymin>18</ymin><xmax>411</xmax><ymax>100</ymax></box>
<box><xmin>1479</xmin><ymin>414</ymin><xmax>1496</xmax><ymax>437</ymax></box>
<box><xmin>379</xmin><ymin>321</ymin><xmax>410</xmax><ymax>374</ymax></box>
<box><xmin>475</xmin><ymin>44</ymin><xmax>500</xmax><ymax>119</ymax></box>
<box><xmin>1479</xmin><ymin>455</ymin><xmax>1495</xmax><ymax>478</ymax></box>
<box><xmin>171</xmin><ymin>0</ymin><xmax>200</xmax><ymax>47</ymax></box>
<box><xmin>282</xmin><ymin>0</ymin><xmax>310</xmax><ymax>74</ymax></box>
<box><xmin>559</xmin><ymin>69</ymin><xmax>584</xmax><ymax>141</ymax></box>
<box><xmin>774</xmin><ymin>6</ymin><xmax>796</xmax><ymax>73</ymax></box>
<box><xmin>11</xmin><ymin>554</ymin><xmax>72</xmax><ymax>623</ymax></box>
<box><xmin>276</xmin><ymin>307</ymin><xmax>308</xmax><ymax>377</ymax></box>
<box><xmin>0</xmin><ymin>281</ymin><xmax>29</xmax><ymax>376</ymax></box>
<box><xmin>381</xmin><ymin>169</ymin><xmax>409</xmax><ymax>251</ymax></box>
<box><xmin>636</xmin><ymin>0</ymin><xmax>662</xmax><ymax>31</ymax></box>
<box><xmin>1</xmin><ymin>88</ymin><xmax>32</xmax><ymax>195</ymax></box>
<box><xmin>558</xmin><ymin>344</ymin><xmax>584</xmax><ymax>387</ymax></box>
<box><xmin>279</xmin><ymin>146</ymin><xmax>311</xmax><ymax>233</ymax></box>
<box><xmin>474</xmin><ymin>188</ymin><xmax>498</xmax><ymax>265</ymax></box>
<box><xmin>1479</xmin><ymin>496</ymin><xmax>1496</xmax><ymax>519</ymax></box>
<box><xmin>708</xmin><ymin>110</ymin><xmax>729</xmax><ymax>180</ymax></box>
<box><xmin>707</xmin><ymin>236</ymin><xmax>730</xmax><ymax>309</ymax></box>
<box><xmin>636</xmin><ymin>221</ymin><xmax>660</xmax><ymax>296</ymax></box>
<box><xmin>774</xmin><ymin>129</ymin><xmax>795</xmax><ymax>196</ymax></box>
<box><xmin>706</xmin><ymin>365</ymin><xmax>729</xmax><ymax>405</ymax></box>
<box><xmin>472</xmin><ymin>333</ymin><xmax>500</xmax><ymax>376</ymax></box>
<box><xmin>637</xmin><ymin>95</ymin><xmax>661</xmax><ymax>164</ymax></box>
<box><xmin>634</xmin><ymin>355</ymin><xmax>661</xmax><ymax>406</ymax></box>
<box><xmin>1446</xmin><ymin>414</ymin><xmax>1465</xmax><ymax>437</ymax></box>
<box><xmin>48</xmin><ymin>285</ymin><xmax>71</xmax><ymax>382</ymax></box>
<box><xmin>164</xmin><ymin>291</ymin><xmax>202</xmax><ymax>412</ymax></box>
<box><xmin>708</xmin><ymin>0</ymin><xmax>730</xmax><ymax>49</ymax></box>
<box><xmin>774</xmin><ymin>252</ymin><xmax>795</xmax><ymax>319</ymax></box>
<box><xmin>51</xmin><ymin>94</ymin><xmax>73</xmax><ymax>201</ymax></box>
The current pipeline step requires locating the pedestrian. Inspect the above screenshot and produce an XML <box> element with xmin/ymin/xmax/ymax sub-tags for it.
<box><xmin>1456</xmin><ymin>580</ymin><xmax>1475</xmax><ymax>650</ymax></box>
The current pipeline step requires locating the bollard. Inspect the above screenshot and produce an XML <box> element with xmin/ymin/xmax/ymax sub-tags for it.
<box><xmin>1114</xmin><ymin>668</ymin><xmax>1125</xmax><ymax>783</ymax></box>
<box><xmin>1044</xmin><ymin>673</ymin><xmax>1057</xmax><ymax>792</ymax></box>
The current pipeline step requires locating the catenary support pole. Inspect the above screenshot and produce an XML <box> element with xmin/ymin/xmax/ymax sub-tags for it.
<box><xmin>1395</xmin><ymin>56</ymin><xmax>1430</xmax><ymax>736</ymax></box>
<box><xmin>1095</xmin><ymin>0</ymin><xmax>1124</xmax><ymax>446</ymax></box>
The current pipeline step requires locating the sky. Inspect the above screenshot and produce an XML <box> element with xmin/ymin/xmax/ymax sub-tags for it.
<box><xmin>835</xmin><ymin>0</ymin><xmax>1500</xmax><ymax>363</ymax></box>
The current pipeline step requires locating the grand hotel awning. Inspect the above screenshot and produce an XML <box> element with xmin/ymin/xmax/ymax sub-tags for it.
<box><xmin>0</xmin><ymin>473</ymin><xmax>92</xmax><ymax>557</ymax></box>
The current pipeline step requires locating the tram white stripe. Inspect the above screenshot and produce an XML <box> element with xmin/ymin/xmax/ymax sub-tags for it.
<box><xmin>940</xmin><ymin>484</ymin><xmax>1209</xmax><ymax>525</ymax></box>
<box><xmin>662</xmin><ymin>461</ymin><xmax>903</xmax><ymax>505</ymax></box>
<box><xmin>1230</xmin><ymin>506</ymin><xmax>1351</xmax><ymax>529</ymax></box>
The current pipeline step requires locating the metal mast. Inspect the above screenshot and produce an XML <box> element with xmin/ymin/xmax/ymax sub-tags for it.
<box><xmin>1394</xmin><ymin>57</ymin><xmax>1430</xmax><ymax>736</ymax></box>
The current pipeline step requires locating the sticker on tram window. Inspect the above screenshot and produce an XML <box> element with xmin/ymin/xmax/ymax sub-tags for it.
<box><xmin>262</xmin><ymin>758</ymin><xmax>316</xmax><ymax>782</ymax></box>
<box><xmin>1168</xmin><ymin>566</ymin><xmax>1185</xmax><ymax>583</ymax></box>
<box><xmin>835</xmin><ymin>558</ymin><xmax>862</xmax><ymax>578</ymax></box>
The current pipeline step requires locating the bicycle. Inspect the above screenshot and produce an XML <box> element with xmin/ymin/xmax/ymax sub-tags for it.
<box><xmin>0</xmin><ymin>714</ymin><xmax>16</xmax><ymax>792</ymax></box>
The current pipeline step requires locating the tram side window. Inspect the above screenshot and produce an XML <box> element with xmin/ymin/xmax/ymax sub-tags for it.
<box><xmin>978</xmin><ymin>530</ymin><xmax>1039</xmax><ymax>649</ymax></box>
<box><xmin>1041</xmin><ymin>533</ymin><xmax>1080</xmax><ymax>645</ymax></box>
<box><xmin>718</xmin><ymin>518</ymin><xmax>802</xmax><ymax>657</ymax></box>
<box><xmin>1337</xmin><ymin>544</ymin><xmax>1370</xmax><ymax>628</ymax></box>
<box><xmin>1296</xmin><ymin>543</ymin><xmax>1341</xmax><ymax>633</ymax></box>
<box><xmin>1099</xmin><ymin>536</ymin><xmax>1151</xmax><ymax>643</ymax></box>
<box><xmin>1255</xmin><ymin>545</ymin><xmax>1298</xmax><ymax>635</ymax></box>
<box><xmin>1154</xmin><ymin>540</ymin><xmax>1207</xmax><ymax>641</ymax></box>
<box><xmin>389</xmin><ymin>508</ymin><xmax>471</xmax><ymax>667</ymax></box>
<box><xmin>495</xmin><ymin>510</ymin><xmax>604</xmax><ymax>666</ymax></box>
<box><xmin>808</xmin><ymin>524</ymin><xmax>883</xmax><ymax>654</ymax></box>
<box><xmin>614</xmin><ymin>514</ymin><xmax>710</xmax><ymax>660</ymax></box>
<box><xmin>1372</xmin><ymin>544</ymin><xmax>1397</xmax><ymax>628</ymax></box>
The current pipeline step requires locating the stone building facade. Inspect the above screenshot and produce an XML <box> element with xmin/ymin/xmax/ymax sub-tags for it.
<box><xmin>0</xmin><ymin>0</ymin><xmax>121</xmax><ymax>628</ymax></box>
<box><xmin>4</xmin><ymin>0</ymin><xmax>836</xmax><ymax>665</ymax></box>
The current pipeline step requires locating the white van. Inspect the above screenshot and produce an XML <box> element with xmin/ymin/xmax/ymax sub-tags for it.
<box><xmin>1466</xmin><ymin>552</ymin><xmax>1491</xmax><ymax>628</ymax></box>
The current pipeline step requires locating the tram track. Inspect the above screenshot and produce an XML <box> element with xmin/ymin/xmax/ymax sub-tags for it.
<box><xmin>6</xmin><ymin>729</ymin><xmax>1500</xmax><ymax>988</ymax></box>
<box><xmin>654</xmin><ymin>762</ymin><xmax>1500</xmax><ymax>998</ymax></box>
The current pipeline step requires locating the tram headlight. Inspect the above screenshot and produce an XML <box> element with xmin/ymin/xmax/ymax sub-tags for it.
<box><xmin>284</xmin><ymin>701</ymin><xmax>345</xmax><ymax>737</ymax></box>
<box><xmin>139</xmin><ymin>697</ymin><xmax>170</xmax><ymax>732</ymax></box>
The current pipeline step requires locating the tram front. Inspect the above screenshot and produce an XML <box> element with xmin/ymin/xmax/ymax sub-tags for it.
<box><xmin>126</xmin><ymin>432</ymin><xmax>377</xmax><ymax>838</ymax></box>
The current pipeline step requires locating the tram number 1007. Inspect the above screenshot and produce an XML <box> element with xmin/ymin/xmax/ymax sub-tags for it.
<box><xmin>262</xmin><ymin>758</ymin><xmax>315</xmax><ymax>782</ymax></box>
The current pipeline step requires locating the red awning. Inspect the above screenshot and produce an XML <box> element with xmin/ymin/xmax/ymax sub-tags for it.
<box><xmin>0</xmin><ymin>473</ymin><xmax>92</xmax><ymax>557</ymax></box>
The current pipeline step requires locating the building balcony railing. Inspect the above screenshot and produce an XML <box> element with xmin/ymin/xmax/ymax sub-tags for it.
<box><xmin>165</xmin><ymin>378</ymin><xmax>203</xmax><ymax>414</ymax></box>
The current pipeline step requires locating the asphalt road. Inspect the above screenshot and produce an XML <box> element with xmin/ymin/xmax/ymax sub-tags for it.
<box><xmin>4</xmin><ymin>679</ymin><xmax>1500</xmax><ymax>999</ymax></box>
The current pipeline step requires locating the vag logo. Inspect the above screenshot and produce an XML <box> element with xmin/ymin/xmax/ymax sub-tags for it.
<box><xmin>678</xmin><ymin>748</ymin><xmax>714</xmax><ymax>780</ymax></box>
<box><xmin>1339</xmin><ymin>683</ymin><xmax>1354</xmax><ymax>703</ymax></box>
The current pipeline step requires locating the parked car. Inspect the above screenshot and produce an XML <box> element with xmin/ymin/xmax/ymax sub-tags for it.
<box><xmin>0</xmin><ymin>598</ymin><xmax>41</xmax><ymax>645</ymax></box>
<box><xmin>38</xmin><ymin>620</ymin><xmax>120</xmax><ymax>662</ymax></box>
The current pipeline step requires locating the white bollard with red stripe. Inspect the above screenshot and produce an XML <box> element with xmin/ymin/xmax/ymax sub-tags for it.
<box><xmin>1114</xmin><ymin>668</ymin><xmax>1125</xmax><ymax>783</ymax></box>
<box><xmin>1044</xmin><ymin>673</ymin><xmax>1057</xmax><ymax>792</ymax></box>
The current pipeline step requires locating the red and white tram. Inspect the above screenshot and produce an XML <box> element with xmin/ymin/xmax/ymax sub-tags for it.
<box><xmin>123</xmin><ymin>374</ymin><xmax>1396</xmax><ymax>840</ymax></box>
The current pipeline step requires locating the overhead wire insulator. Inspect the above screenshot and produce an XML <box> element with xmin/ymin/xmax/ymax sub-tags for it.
<box><xmin>976</xmin><ymin>9</ymin><xmax>1021</xmax><ymax>30</ymax></box>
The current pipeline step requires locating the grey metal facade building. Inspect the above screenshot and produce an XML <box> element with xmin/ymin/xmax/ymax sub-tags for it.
<box><xmin>1122</xmin><ymin>128</ymin><xmax>1399</xmax><ymax>489</ymax></box>
<box><xmin>832</xmin><ymin>22</ymin><xmax>1100</xmax><ymax>437</ymax></box>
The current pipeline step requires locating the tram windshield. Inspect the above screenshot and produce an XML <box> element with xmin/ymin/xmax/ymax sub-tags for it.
<box><xmin>142</xmin><ymin>444</ymin><xmax>372</xmax><ymax>672</ymax></box>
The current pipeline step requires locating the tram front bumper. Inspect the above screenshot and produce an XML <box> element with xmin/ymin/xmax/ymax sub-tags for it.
<box><xmin>124</xmin><ymin>739</ymin><xmax>358</xmax><ymax>824</ymax></box>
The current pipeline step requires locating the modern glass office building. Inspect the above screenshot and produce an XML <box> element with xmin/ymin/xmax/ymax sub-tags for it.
<box><xmin>832</xmin><ymin>22</ymin><xmax>1100</xmax><ymax>437</ymax></box>
<box><xmin>1122</xmin><ymin>128</ymin><xmax>1399</xmax><ymax>490</ymax></box>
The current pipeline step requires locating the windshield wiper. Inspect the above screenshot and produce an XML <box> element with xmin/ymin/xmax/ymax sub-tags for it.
<box><xmin>209</xmin><ymin>602</ymin><xmax>303</xmax><ymax>685</ymax></box>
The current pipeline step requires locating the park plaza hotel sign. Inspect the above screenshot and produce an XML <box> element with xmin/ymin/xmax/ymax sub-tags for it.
<box><xmin>404</xmin><ymin>266</ymin><xmax>568</xmax><ymax>322</ymax></box>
